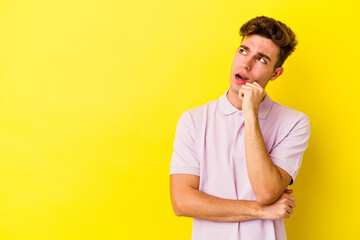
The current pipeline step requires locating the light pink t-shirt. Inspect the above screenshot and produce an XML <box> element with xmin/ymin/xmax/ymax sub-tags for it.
<box><xmin>170</xmin><ymin>91</ymin><xmax>310</xmax><ymax>240</ymax></box>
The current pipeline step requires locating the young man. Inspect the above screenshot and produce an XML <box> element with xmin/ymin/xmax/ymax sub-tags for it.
<box><xmin>170</xmin><ymin>16</ymin><xmax>310</xmax><ymax>240</ymax></box>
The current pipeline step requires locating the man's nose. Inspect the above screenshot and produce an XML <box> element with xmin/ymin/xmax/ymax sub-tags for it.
<box><xmin>242</xmin><ymin>57</ymin><xmax>253</xmax><ymax>70</ymax></box>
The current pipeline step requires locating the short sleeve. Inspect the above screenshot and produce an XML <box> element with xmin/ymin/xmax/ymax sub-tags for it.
<box><xmin>170</xmin><ymin>111</ymin><xmax>200</xmax><ymax>176</ymax></box>
<box><xmin>269</xmin><ymin>116</ymin><xmax>310</xmax><ymax>184</ymax></box>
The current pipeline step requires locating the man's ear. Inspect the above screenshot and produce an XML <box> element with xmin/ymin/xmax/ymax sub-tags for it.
<box><xmin>270</xmin><ymin>67</ymin><xmax>284</xmax><ymax>81</ymax></box>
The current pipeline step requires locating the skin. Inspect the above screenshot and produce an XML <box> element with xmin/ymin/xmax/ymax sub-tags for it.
<box><xmin>170</xmin><ymin>34</ymin><xmax>296</xmax><ymax>221</ymax></box>
<box><xmin>228</xmin><ymin>34</ymin><xmax>283</xmax><ymax>109</ymax></box>
<box><xmin>171</xmin><ymin>174</ymin><xmax>296</xmax><ymax>222</ymax></box>
<box><xmin>229</xmin><ymin>35</ymin><xmax>292</xmax><ymax>205</ymax></box>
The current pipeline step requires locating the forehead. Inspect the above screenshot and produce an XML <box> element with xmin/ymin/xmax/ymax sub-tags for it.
<box><xmin>241</xmin><ymin>35</ymin><xmax>280</xmax><ymax>61</ymax></box>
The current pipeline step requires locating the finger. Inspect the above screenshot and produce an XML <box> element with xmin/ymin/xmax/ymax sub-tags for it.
<box><xmin>287</xmin><ymin>207</ymin><xmax>294</xmax><ymax>214</ymax></box>
<box><xmin>243</xmin><ymin>83</ymin><xmax>264</xmax><ymax>94</ymax></box>
<box><xmin>241</xmin><ymin>85</ymin><xmax>254</xmax><ymax>90</ymax></box>
<box><xmin>239</xmin><ymin>87</ymin><xmax>248</xmax><ymax>92</ymax></box>
<box><xmin>285</xmin><ymin>189</ymin><xmax>294</xmax><ymax>194</ymax></box>
<box><xmin>244</xmin><ymin>81</ymin><xmax>255</xmax><ymax>85</ymax></box>
<box><xmin>239</xmin><ymin>88</ymin><xmax>253</xmax><ymax>95</ymax></box>
<box><xmin>285</xmin><ymin>194</ymin><xmax>295</xmax><ymax>202</ymax></box>
<box><xmin>282</xmin><ymin>192</ymin><xmax>295</xmax><ymax>201</ymax></box>
<box><xmin>284</xmin><ymin>195</ymin><xmax>295</xmax><ymax>202</ymax></box>
<box><xmin>245</xmin><ymin>81</ymin><xmax>262</xmax><ymax>90</ymax></box>
<box><xmin>239</xmin><ymin>89</ymin><xmax>246</xmax><ymax>96</ymax></box>
<box><xmin>289</xmin><ymin>201</ymin><xmax>296</xmax><ymax>208</ymax></box>
<box><xmin>251</xmin><ymin>81</ymin><xmax>263</xmax><ymax>88</ymax></box>
<box><xmin>241</xmin><ymin>85</ymin><xmax>253</xmax><ymax>89</ymax></box>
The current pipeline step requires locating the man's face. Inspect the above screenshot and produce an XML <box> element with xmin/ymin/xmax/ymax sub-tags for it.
<box><xmin>229</xmin><ymin>34</ymin><xmax>283</xmax><ymax>95</ymax></box>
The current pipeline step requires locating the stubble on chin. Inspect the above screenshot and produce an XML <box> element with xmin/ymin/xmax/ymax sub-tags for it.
<box><xmin>228</xmin><ymin>87</ymin><xmax>240</xmax><ymax>103</ymax></box>
<box><xmin>229</xmin><ymin>82</ymin><xmax>242</xmax><ymax>95</ymax></box>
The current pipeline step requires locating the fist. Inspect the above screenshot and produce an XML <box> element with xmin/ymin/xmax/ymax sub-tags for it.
<box><xmin>238</xmin><ymin>82</ymin><xmax>265</xmax><ymax>114</ymax></box>
<box><xmin>262</xmin><ymin>189</ymin><xmax>296</xmax><ymax>220</ymax></box>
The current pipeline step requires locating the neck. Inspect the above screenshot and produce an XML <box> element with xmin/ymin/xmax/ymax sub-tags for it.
<box><xmin>226</xmin><ymin>89</ymin><xmax>243</xmax><ymax>110</ymax></box>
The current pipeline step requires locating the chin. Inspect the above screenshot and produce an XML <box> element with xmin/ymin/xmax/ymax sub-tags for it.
<box><xmin>229</xmin><ymin>84</ymin><xmax>240</xmax><ymax>95</ymax></box>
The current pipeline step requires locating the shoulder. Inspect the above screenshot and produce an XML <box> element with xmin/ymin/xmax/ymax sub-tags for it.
<box><xmin>174</xmin><ymin>98</ymin><xmax>220</xmax><ymax>137</ymax></box>
<box><xmin>180</xmin><ymin>98</ymin><xmax>219</xmax><ymax>122</ymax></box>
<box><xmin>188</xmin><ymin>98</ymin><xmax>218</xmax><ymax>114</ymax></box>
<box><xmin>270</xmin><ymin>102</ymin><xmax>310</xmax><ymax>124</ymax></box>
<box><xmin>264</xmin><ymin>101</ymin><xmax>310</xmax><ymax>139</ymax></box>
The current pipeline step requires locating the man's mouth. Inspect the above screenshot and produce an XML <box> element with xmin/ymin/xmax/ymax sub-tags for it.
<box><xmin>235</xmin><ymin>73</ymin><xmax>249</xmax><ymax>82</ymax></box>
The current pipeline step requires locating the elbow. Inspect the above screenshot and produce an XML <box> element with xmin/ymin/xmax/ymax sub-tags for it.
<box><xmin>256</xmin><ymin>192</ymin><xmax>278</xmax><ymax>206</ymax></box>
<box><xmin>171</xmin><ymin>198</ymin><xmax>186</xmax><ymax>217</ymax></box>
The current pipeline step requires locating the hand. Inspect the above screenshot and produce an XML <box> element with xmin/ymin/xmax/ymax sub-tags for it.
<box><xmin>261</xmin><ymin>189</ymin><xmax>296</xmax><ymax>220</ymax></box>
<box><xmin>238</xmin><ymin>82</ymin><xmax>265</xmax><ymax>115</ymax></box>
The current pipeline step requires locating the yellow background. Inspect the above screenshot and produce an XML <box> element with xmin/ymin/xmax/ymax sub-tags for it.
<box><xmin>0</xmin><ymin>0</ymin><xmax>359</xmax><ymax>239</ymax></box>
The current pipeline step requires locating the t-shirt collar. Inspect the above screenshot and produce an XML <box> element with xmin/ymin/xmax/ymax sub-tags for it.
<box><xmin>219</xmin><ymin>89</ymin><xmax>274</xmax><ymax>119</ymax></box>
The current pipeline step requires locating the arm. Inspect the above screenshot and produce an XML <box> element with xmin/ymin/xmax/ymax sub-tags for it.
<box><xmin>244</xmin><ymin>112</ymin><xmax>291</xmax><ymax>205</ymax></box>
<box><xmin>170</xmin><ymin>174</ymin><xmax>296</xmax><ymax>222</ymax></box>
<box><xmin>239</xmin><ymin>82</ymin><xmax>291</xmax><ymax>205</ymax></box>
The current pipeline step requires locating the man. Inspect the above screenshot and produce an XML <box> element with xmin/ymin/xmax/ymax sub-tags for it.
<box><xmin>170</xmin><ymin>16</ymin><xmax>310</xmax><ymax>240</ymax></box>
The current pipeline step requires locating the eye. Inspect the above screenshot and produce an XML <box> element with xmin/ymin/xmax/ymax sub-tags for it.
<box><xmin>239</xmin><ymin>49</ymin><xmax>247</xmax><ymax>55</ymax></box>
<box><xmin>259</xmin><ymin>57</ymin><xmax>267</xmax><ymax>64</ymax></box>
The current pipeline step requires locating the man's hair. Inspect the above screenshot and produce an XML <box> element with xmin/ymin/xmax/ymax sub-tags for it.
<box><xmin>240</xmin><ymin>16</ymin><xmax>297</xmax><ymax>69</ymax></box>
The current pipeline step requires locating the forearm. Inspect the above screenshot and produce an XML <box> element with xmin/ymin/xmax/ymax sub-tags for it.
<box><xmin>173</xmin><ymin>187</ymin><xmax>264</xmax><ymax>222</ymax></box>
<box><xmin>244</xmin><ymin>112</ymin><xmax>284</xmax><ymax>204</ymax></box>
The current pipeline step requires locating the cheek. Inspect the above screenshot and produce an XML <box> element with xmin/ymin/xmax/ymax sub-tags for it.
<box><xmin>232</xmin><ymin>55</ymin><xmax>243</xmax><ymax>66</ymax></box>
<box><xmin>253</xmin><ymin>69</ymin><xmax>273</xmax><ymax>83</ymax></box>
<box><xmin>258</xmin><ymin>66</ymin><xmax>274</xmax><ymax>77</ymax></box>
<box><xmin>231</xmin><ymin>59</ymin><xmax>238</xmax><ymax>68</ymax></box>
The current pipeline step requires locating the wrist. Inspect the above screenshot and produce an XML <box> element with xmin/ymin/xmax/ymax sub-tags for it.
<box><xmin>244</xmin><ymin>109</ymin><xmax>258</xmax><ymax>121</ymax></box>
<box><xmin>254</xmin><ymin>202</ymin><xmax>266</xmax><ymax>219</ymax></box>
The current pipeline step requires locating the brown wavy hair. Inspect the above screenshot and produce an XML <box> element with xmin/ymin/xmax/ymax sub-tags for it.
<box><xmin>240</xmin><ymin>16</ymin><xmax>297</xmax><ymax>69</ymax></box>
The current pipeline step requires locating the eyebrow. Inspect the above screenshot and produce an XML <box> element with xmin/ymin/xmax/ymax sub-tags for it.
<box><xmin>240</xmin><ymin>44</ymin><xmax>272</xmax><ymax>62</ymax></box>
